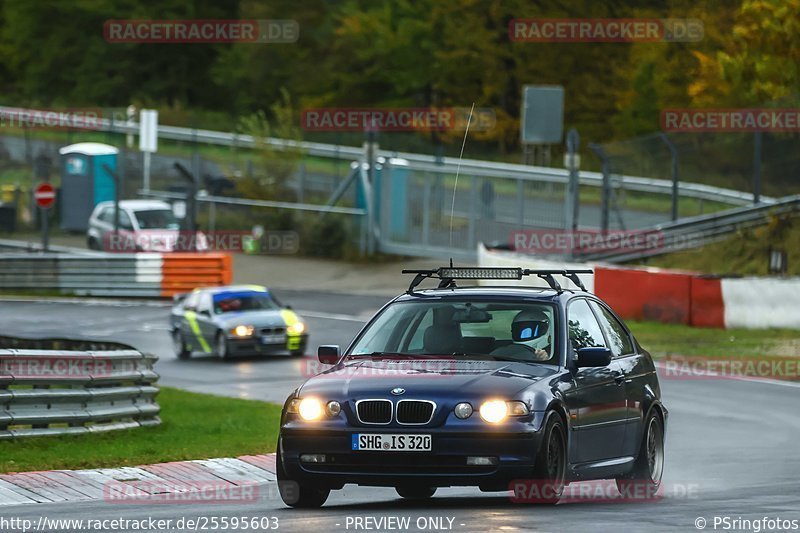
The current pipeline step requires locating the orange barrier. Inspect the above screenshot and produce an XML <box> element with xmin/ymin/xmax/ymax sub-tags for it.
<box><xmin>595</xmin><ymin>266</ymin><xmax>692</xmax><ymax>324</ymax></box>
<box><xmin>160</xmin><ymin>253</ymin><xmax>233</xmax><ymax>297</ymax></box>
<box><xmin>689</xmin><ymin>276</ymin><xmax>725</xmax><ymax>328</ymax></box>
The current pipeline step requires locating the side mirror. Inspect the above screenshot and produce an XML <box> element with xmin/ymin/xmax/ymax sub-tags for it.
<box><xmin>318</xmin><ymin>345</ymin><xmax>340</xmax><ymax>365</ymax></box>
<box><xmin>576</xmin><ymin>346</ymin><xmax>612</xmax><ymax>368</ymax></box>
<box><xmin>198</xmin><ymin>309</ymin><xmax>211</xmax><ymax>317</ymax></box>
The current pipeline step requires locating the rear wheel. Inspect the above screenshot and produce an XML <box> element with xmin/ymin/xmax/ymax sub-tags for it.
<box><xmin>616</xmin><ymin>411</ymin><xmax>664</xmax><ymax>501</ymax></box>
<box><xmin>172</xmin><ymin>330</ymin><xmax>190</xmax><ymax>359</ymax></box>
<box><xmin>215</xmin><ymin>332</ymin><xmax>230</xmax><ymax>361</ymax></box>
<box><xmin>276</xmin><ymin>438</ymin><xmax>330</xmax><ymax>508</ymax></box>
<box><xmin>396</xmin><ymin>486</ymin><xmax>436</xmax><ymax>500</ymax></box>
<box><xmin>524</xmin><ymin>414</ymin><xmax>567</xmax><ymax>504</ymax></box>
<box><xmin>87</xmin><ymin>237</ymin><xmax>101</xmax><ymax>250</ymax></box>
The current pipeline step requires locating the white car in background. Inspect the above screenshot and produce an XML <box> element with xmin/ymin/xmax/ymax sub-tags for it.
<box><xmin>87</xmin><ymin>199</ymin><xmax>207</xmax><ymax>252</ymax></box>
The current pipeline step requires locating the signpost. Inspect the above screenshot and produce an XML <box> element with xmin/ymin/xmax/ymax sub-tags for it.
<box><xmin>34</xmin><ymin>182</ymin><xmax>56</xmax><ymax>251</ymax></box>
<box><xmin>139</xmin><ymin>109</ymin><xmax>158</xmax><ymax>193</ymax></box>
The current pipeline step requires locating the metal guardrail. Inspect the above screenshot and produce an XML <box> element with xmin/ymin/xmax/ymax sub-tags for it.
<box><xmin>0</xmin><ymin>340</ymin><xmax>160</xmax><ymax>439</ymax></box>
<box><xmin>577</xmin><ymin>195</ymin><xmax>800</xmax><ymax>263</ymax></box>
<box><xmin>0</xmin><ymin>105</ymin><xmax>767</xmax><ymax>206</ymax></box>
<box><xmin>0</xmin><ymin>253</ymin><xmax>164</xmax><ymax>297</ymax></box>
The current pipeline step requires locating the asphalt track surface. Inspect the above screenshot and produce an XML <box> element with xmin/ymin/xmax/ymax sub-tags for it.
<box><xmin>1</xmin><ymin>293</ymin><xmax>799</xmax><ymax>533</ymax></box>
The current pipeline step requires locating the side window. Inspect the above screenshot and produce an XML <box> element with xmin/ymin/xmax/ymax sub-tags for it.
<box><xmin>184</xmin><ymin>292</ymin><xmax>200</xmax><ymax>311</ymax></box>
<box><xmin>590</xmin><ymin>301</ymin><xmax>634</xmax><ymax>357</ymax></box>
<box><xmin>567</xmin><ymin>299</ymin><xmax>607</xmax><ymax>351</ymax></box>
<box><xmin>197</xmin><ymin>293</ymin><xmax>212</xmax><ymax>315</ymax></box>
<box><xmin>97</xmin><ymin>206</ymin><xmax>112</xmax><ymax>223</ymax></box>
<box><xmin>119</xmin><ymin>210</ymin><xmax>134</xmax><ymax>230</ymax></box>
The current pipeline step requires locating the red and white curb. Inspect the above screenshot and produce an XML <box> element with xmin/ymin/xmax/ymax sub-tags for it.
<box><xmin>0</xmin><ymin>454</ymin><xmax>277</xmax><ymax>506</ymax></box>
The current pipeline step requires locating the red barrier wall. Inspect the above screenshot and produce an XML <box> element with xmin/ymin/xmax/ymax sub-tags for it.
<box><xmin>595</xmin><ymin>267</ymin><xmax>692</xmax><ymax>324</ymax></box>
<box><xmin>689</xmin><ymin>276</ymin><xmax>725</xmax><ymax>328</ymax></box>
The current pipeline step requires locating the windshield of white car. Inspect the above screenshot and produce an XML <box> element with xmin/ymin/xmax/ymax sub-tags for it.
<box><xmin>134</xmin><ymin>209</ymin><xmax>180</xmax><ymax>230</ymax></box>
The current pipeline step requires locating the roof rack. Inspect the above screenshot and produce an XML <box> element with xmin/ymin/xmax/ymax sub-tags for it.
<box><xmin>401</xmin><ymin>266</ymin><xmax>593</xmax><ymax>293</ymax></box>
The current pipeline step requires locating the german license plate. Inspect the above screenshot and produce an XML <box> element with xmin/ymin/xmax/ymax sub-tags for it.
<box><xmin>261</xmin><ymin>334</ymin><xmax>285</xmax><ymax>344</ymax></box>
<box><xmin>352</xmin><ymin>434</ymin><xmax>431</xmax><ymax>451</ymax></box>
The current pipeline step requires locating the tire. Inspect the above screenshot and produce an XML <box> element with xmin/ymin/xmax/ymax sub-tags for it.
<box><xmin>396</xmin><ymin>486</ymin><xmax>436</xmax><ymax>500</ymax></box>
<box><xmin>215</xmin><ymin>332</ymin><xmax>230</xmax><ymax>361</ymax></box>
<box><xmin>616</xmin><ymin>411</ymin><xmax>664</xmax><ymax>501</ymax></box>
<box><xmin>87</xmin><ymin>237</ymin><xmax>101</xmax><ymax>250</ymax></box>
<box><xmin>172</xmin><ymin>330</ymin><xmax>191</xmax><ymax>359</ymax></box>
<box><xmin>290</xmin><ymin>350</ymin><xmax>304</xmax><ymax>357</ymax></box>
<box><xmin>524</xmin><ymin>414</ymin><xmax>567</xmax><ymax>504</ymax></box>
<box><xmin>276</xmin><ymin>437</ymin><xmax>330</xmax><ymax>508</ymax></box>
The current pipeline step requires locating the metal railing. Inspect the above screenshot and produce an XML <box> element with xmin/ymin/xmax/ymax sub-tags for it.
<box><xmin>576</xmin><ymin>195</ymin><xmax>800</xmax><ymax>263</ymax></box>
<box><xmin>0</xmin><ymin>340</ymin><xmax>160</xmax><ymax>439</ymax></box>
<box><xmin>0</xmin><ymin>253</ymin><xmax>164</xmax><ymax>297</ymax></box>
<box><xmin>0</xmin><ymin>105</ymin><xmax>767</xmax><ymax>206</ymax></box>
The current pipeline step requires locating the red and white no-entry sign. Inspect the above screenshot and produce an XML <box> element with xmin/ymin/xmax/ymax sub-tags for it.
<box><xmin>34</xmin><ymin>182</ymin><xmax>56</xmax><ymax>209</ymax></box>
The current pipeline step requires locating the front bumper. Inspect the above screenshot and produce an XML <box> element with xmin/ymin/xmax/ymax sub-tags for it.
<box><xmin>279</xmin><ymin>414</ymin><xmax>546</xmax><ymax>490</ymax></box>
<box><xmin>226</xmin><ymin>334</ymin><xmax>308</xmax><ymax>355</ymax></box>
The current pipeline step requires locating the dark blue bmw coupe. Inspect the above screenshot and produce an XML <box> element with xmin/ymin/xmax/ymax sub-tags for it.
<box><xmin>277</xmin><ymin>267</ymin><xmax>667</xmax><ymax>507</ymax></box>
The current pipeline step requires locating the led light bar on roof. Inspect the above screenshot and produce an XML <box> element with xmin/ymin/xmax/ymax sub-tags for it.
<box><xmin>438</xmin><ymin>267</ymin><xmax>523</xmax><ymax>280</ymax></box>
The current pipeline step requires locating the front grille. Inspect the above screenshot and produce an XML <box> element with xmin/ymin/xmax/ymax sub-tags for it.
<box><xmin>260</xmin><ymin>326</ymin><xmax>286</xmax><ymax>335</ymax></box>
<box><xmin>396</xmin><ymin>400</ymin><xmax>435</xmax><ymax>424</ymax></box>
<box><xmin>356</xmin><ymin>400</ymin><xmax>392</xmax><ymax>424</ymax></box>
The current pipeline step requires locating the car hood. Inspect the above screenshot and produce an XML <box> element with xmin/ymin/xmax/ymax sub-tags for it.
<box><xmin>216</xmin><ymin>309</ymin><xmax>289</xmax><ymax>328</ymax></box>
<box><xmin>299</xmin><ymin>358</ymin><xmax>559</xmax><ymax>399</ymax></box>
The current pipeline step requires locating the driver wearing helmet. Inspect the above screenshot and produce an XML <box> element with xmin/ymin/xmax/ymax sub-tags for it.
<box><xmin>490</xmin><ymin>308</ymin><xmax>551</xmax><ymax>361</ymax></box>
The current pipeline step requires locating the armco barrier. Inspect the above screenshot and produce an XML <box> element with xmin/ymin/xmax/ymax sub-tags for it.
<box><xmin>0</xmin><ymin>340</ymin><xmax>160</xmax><ymax>439</ymax></box>
<box><xmin>0</xmin><ymin>252</ymin><xmax>232</xmax><ymax>298</ymax></box>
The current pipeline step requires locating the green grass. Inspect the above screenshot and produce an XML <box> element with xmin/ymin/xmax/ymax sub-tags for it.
<box><xmin>640</xmin><ymin>214</ymin><xmax>800</xmax><ymax>276</ymax></box>
<box><xmin>628</xmin><ymin>320</ymin><xmax>800</xmax><ymax>359</ymax></box>
<box><xmin>0</xmin><ymin>387</ymin><xmax>281</xmax><ymax>473</ymax></box>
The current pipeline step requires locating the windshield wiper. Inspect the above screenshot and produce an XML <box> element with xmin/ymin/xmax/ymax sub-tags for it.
<box><xmin>347</xmin><ymin>352</ymin><xmax>428</xmax><ymax>360</ymax></box>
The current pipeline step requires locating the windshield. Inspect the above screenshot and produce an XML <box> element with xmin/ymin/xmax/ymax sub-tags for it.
<box><xmin>349</xmin><ymin>300</ymin><xmax>558</xmax><ymax>365</ymax></box>
<box><xmin>133</xmin><ymin>209</ymin><xmax>179</xmax><ymax>230</ymax></box>
<box><xmin>213</xmin><ymin>292</ymin><xmax>280</xmax><ymax>314</ymax></box>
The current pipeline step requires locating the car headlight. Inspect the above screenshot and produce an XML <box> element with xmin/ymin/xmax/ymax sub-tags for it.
<box><xmin>287</xmin><ymin>322</ymin><xmax>305</xmax><ymax>335</ymax></box>
<box><xmin>231</xmin><ymin>325</ymin><xmax>254</xmax><ymax>337</ymax></box>
<box><xmin>478</xmin><ymin>400</ymin><xmax>529</xmax><ymax>423</ymax></box>
<box><xmin>288</xmin><ymin>398</ymin><xmax>324</xmax><ymax>421</ymax></box>
<box><xmin>479</xmin><ymin>400</ymin><xmax>508</xmax><ymax>423</ymax></box>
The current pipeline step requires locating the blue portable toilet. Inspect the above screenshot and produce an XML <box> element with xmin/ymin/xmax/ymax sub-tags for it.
<box><xmin>58</xmin><ymin>142</ymin><xmax>119</xmax><ymax>231</ymax></box>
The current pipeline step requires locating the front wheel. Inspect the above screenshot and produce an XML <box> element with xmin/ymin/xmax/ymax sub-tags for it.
<box><xmin>172</xmin><ymin>330</ymin><xmax>190</xmax><ymax>359</ymax></box>
<box><xmin>616</xmin><ymin>411</ymin><xmax>664</xmax><ymax>500</ymax></box>
<box><xmin>215</xmin><ymin>332</ymin><xmax>230</xmax><ymax>361</ymax></box>
<box><xmin>522</xmin><ymin>414</ymin><xmax>567</xmax><ymax>504</ymax></box>
<box><xmin>276</xmin><ymin>437</ymin><xmax>330</xmax><ymax>508</ymax></box>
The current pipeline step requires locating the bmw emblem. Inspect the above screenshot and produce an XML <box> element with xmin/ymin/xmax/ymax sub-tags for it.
<box><xmin>390</xmin><ymin>387</ymin><xmax>405</xmax><ymax>396</ymax></box>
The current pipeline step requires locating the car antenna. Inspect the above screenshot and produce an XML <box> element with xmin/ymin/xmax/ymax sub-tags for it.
<box><xmin>448</xmin><ymin>103</ymin><xmax>475</xmax><ymax>249</ymax></box>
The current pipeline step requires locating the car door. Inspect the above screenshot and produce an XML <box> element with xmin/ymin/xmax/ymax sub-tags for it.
<box><xmin>181</xmin><ymin>291</ymin><xmax>207</xmax><ymax>353</ymax></box>
<box><xmin>195</xmin><ymin>292</ymin><xmax>218</xmax><ymax>351</ymax></box>
<box><xmin>565</xmin><ymin>298</ymin><xmax>628</xmax><ymax>464</ymax></box>
<box><xmin>589</xmin><ymin>299</ymin><xmax>646</xmax><ymax>457</ymax></box>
